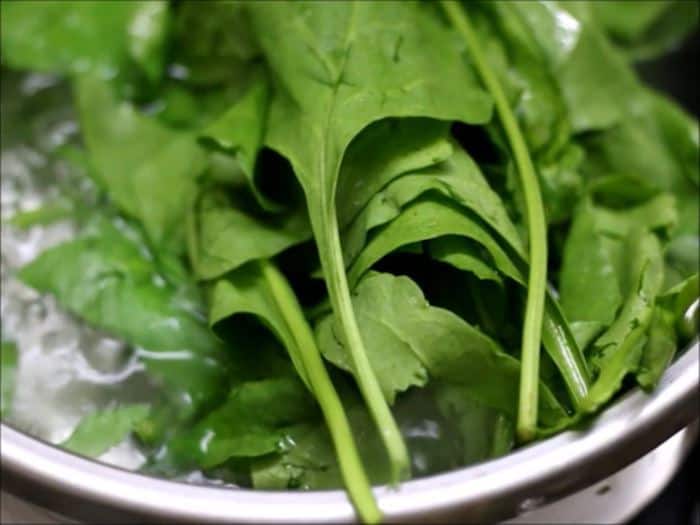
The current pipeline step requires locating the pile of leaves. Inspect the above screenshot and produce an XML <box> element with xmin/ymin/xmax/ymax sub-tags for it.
<box><xmin>1</xmin><ymin>1</ymin><xmax>697</xmax><ymax>522</ymax></box>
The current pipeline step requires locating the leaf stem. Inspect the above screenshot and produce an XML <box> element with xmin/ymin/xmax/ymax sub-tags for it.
<box><xmin>259</xmin><ymin>260</ymin><xmax>381</xmax><ymax>524</ymax></box>
<box><xmin>440</xmin><ymin>1</ymin><xmax>548</xmax><ymax>443</ymax></box>
<box><xmin>316</xmin><ymin>210</ymin><xmax>411</xmax><ymax>484</ymax></box>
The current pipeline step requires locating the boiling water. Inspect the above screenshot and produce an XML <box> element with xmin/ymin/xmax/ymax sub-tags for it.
<box><xmin>0</xmin><ymin>70</ymin><xmax>154</xmax><ymax>469</ymax></box>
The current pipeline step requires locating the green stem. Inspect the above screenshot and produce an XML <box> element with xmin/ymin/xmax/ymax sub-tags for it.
<box><xmin>317</xmin><ymin>209</ymin><xmax>410</xmax><ymax>484</ymax></box>
<box><xmin>441</xmin><ymin>1</ymin><xmax>548</xmax><ymax>443</ymax></box>
<box><xmin>259</xmin><ymin>260</ymin><xmax>381</xmax><ymax>524</ymax></box>
<box><xmin>542</xmin><ymin>304</ymin><xmax>590</xmax><ymax>408</ymax></box>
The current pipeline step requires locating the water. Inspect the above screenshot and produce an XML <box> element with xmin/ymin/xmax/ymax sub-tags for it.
<box><xmin>0</xmin><ymin>70</ymin><xmax>156</xmax><ymax>464</ymax></box>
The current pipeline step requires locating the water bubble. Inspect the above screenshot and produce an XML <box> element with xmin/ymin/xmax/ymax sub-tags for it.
<box><xmin>276</xmin><ymin>434</ymin><xmax>297</xmax><ymax>453</ymax></box>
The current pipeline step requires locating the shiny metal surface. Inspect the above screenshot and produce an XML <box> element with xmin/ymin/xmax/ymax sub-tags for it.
<box><xmin>1</xmin><ymin>342</ymin><xmax>698</xmax><ymax>524</ymax></box>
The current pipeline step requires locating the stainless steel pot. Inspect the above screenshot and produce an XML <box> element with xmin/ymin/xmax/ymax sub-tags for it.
<box><xmin>1</xmin><ymin>341</ymin><xmax>697</xmax><ymax>524</ymax></box>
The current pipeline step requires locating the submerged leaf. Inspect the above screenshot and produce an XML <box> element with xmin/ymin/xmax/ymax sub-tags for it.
<box><xmin>62</xmin><ymin>404</ymin><xmax>151</xmax><ymax>458</ymax></box>
<box><xmin>0</xmin><ymin>342</ymin><xmax>18</xmax><ymax>418</ymax></box>
<box><xmin>18</xmin><ymin>217</ymin><xmax>231</xmax><ymax>418</ymax></box>
<box><xmin>164</xmin><ymin>376</ymin><xmax>317</xmax><ymax>469</ymax></box>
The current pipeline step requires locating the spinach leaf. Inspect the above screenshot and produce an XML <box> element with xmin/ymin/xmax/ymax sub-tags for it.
<box><xmin>317</xmin><ymin>272</ymin><xmax>567</xmax><ymax>427</ymax></box>
<box><xmin>198</xmin><ymin>71</ymin><xmax>277</xmax><ymax>211</ymax></box>
<box><xmin>194</xmin><ymin>120</ymin><xmax>457</xmax><ymax>282</ymax></box>
<box><xmin>18</xmin><ymin>216</ymin><xmax>231</xmax><ymax>419</ymax></box>
<box><xmin>433</xmin><ymin>385</ymin><xmax>514</xmax><ymax>464</ymax></box>
<box><xmin>252</xmin><ymin>402</ymin><xmax>391</xmax><ymax>490</ymax></box>
<box><xmin>341</xmin><ymin>146</ymin><xmax>524</xmax><ymax>269</ymax></box>
<box><xmin>0</xmin><ymin>341</ymin><xmax>18</xmax><ymax>418</ymax></box>
<box><xmin>580</xmin><ymin>90</ymin><xmax>698</xmax><ymax>207</ymax></box>
<box><xmin>247</xmin><ymin>0</ymin><xmax>493</xmax><ymax>480</ymax></box>
<box><xmin>75</xmin><ymin>74</ymin><xmax>208</xmax><ymax>253</ymax></box>
<box><xmin>585</xmin><ymin>0</ymin><xmax>699</xmax><ymax>61</ymax></box>
<box><xmin>336</xmin><ymin>119</ymin><xmax>455</xmax><ymax>228</ymax></box>
<box><xmin>316</xmin><ymin>273</ymin><xmax>429</xmax><ymax>405</ymax></box>
<box><xmin>8</xmin><ymin>199</ymin><xmax>74</xmax><ymax>230</ymax></box>
<box><xmin>511</xmin><ymin>1</ymin><xmax>640</xmax><ymax>133</ymax></box>
<box><xmin>207</xmin><ymin>260</ymin><xmax>380</xmax><ymax>522</ymax></box>
<box><xmin>61</xmin><ymin>404</ymin><xmax>151</xmax><ymax>458</ymax></box>
<box><xmin>348</xmin><ymin>196</ymin><xmax>519</xmax><ymax>287</ymax></box>
<box><xmin>657</xmin><ymin>274</ymin><xmax>699</xmax><ymax>340</ymax></box>
<box><xmin>164</xmin><ymin>376</ymin><xmax>318</xmax><ymax>469</ymax></box>
<box><xmin>427</xmin><ymin>237</ymin><xmax>503</xmax><ymax>285</ymax></box>
<box><xmin>0</xmin><ymin>1</ymin><xmax>169</xmax><ymax>83</ymax></box>
<box><xmin>582</xmin><ymin>230</ymin><xmax>665</xmax><ymax>412</ymax></box>
<box><xmin>171</xmin><ymin>0</ymin><xmax>260</xmax><ymax>86</ymax></box>
<box><xmin>252</xmin><ymin>384</ymin><xmax>517</xmax><ymax>491</ymax></box>
<box><xmin>208</xmin><ymin>263</ymin><xmax>311</xmax><ymax>388</ymax></box>
<box><xmin>467</xmin><ymin>2</ymin><xmax>572</xmax><ymax>155</ymax></box>
<box><xmin>344</xmin><ymin>177</ymin><xmax>589</xmax><ymax>408</ymax></box>
<box><xmin>665</xmin><ymin>237</ymin><xmax>700</xmax><ymax>291</ymax></box>
<box><xmin>187</xmin><ymin>186</ymin><xmax>310</xmax><ymax>281</ymax></box>
<box><xmin>442</xmin><ymin>1</ymin><xmax>557</xmax><ymax>441</ymax></box>
<box><xmin>579</xmin><ymin>89</ymin><xmax>699</xmax><ymax>290</ymax></box>
<box><xmin>559</xmin><ymin>195</ymin><xmax>678</xmax><ymax>330</ymax></box>
<box><xmin>635</xmin><ymin>307</ymin><xmax>678</xmax><ymax>391</ymax></box>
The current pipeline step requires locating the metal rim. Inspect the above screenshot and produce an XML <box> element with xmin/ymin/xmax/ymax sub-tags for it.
<box><xmin>1</xmin><ymin>342</ymin><xmax>698</xmax><ymax>523</ymax></box>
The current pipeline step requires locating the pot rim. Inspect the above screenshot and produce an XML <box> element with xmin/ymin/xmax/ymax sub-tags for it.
<box><xmin>1</xmin><ymin>341</ymin><xmax>698</xmax><ymax>523</ymax></box>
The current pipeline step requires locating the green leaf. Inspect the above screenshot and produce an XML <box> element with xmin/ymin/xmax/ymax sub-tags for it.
<box><xmin>1</xmin><ymin>341</ymin><xmax>18</xmax><ymax>418</ymax></box>
<box><xmin>467</xmin><ymin>2</ymin><xmax>572</xmax><ymax>154</ymax></box>
<box><xmin>317</xmin><ymin>272</ymin><xmax>567</xmax><ymax>427</ymax></box>
<box><xmin>560</xmin><ymin>195</ymin><xmax>678</xmax><ymax>328</ymax></box>
<box><xmin>343</xmin><ymin>155</ymin><xmax>589</xmax><ymax>409</ymax></box>
<box><xmin>636</xmin><ymin>307</ymin><xmax>678</xmax><ymax>391</ymax></box>
<box><xmin>7</xmin><ymin>200</ymin><xmax>74</xmax><ymax>230</ymax></box>
<box><xmin>75</xmin><ymin>74</ymin><xmax>208</xmax><ymax>253</ymax></box>
<box><xmin>164</xmin><ymin>376</ymin><xmax>318</xmax><ymax>469</ymax></box>
<box><xmin>665</xmin><ymin>237</ymin><xmax>700</xmax><ymax>291</ymax></box>
<box><xmin>342</xmin><ymin>146</ymin><xmax>524</xmax><ymax>269</ymax></box>
<box><xmin>188</xmin><ymin>186</ymin><xmax>310</xmax><ymax>281</ymax></box>
<box><xmin>579</xmin><ymin>91</ymin><xmax>698</xmax><ymax>283</ymax></box>
<box><xmin>248</xmin><ymin>0</ymin><xmax>493</xmax><ymax>481</ymax></box>
<box><xmin>18</xmin><ymin>217</ymin><xmax>231</xmax><ymax>417</ymax></box>
<box><xmin>252</xmin><ymin>402</ymin><xmax>391</xmax><ymax>491</ymax></box>
<box><xmin>658</xmin><ymin>273</ymin><xmax>699</xmax><ymax>339</ymax></box>
<box><xmin>336</xmin><ymin>119</ymin><xmax>455</xmax><ymax>227</ymax></box>
<box><xmin>428</xmin><ymin>237</ymin><xmax>503</xmax><ymax>285</ymax></box>
<box><xmin>433</xmin><ymin>385</ymin><xmax>514</xmax><ymax>464</ymax></box>
<box><xmin>559</xmin><ymin>204</ymin><xmax>625</xmax><ymax>327</ymax></box>
<box><xmin>537</xmin><ymin>144</ymin><xmax>585</xmax><ymax>224</ymax></box>
<box><xmin>201</xmin><ymin>260</ymin><xmax>382</xmax><ymax>522</ymax></box>
<box><xmin>516</xmin><ymin>1</ymin><xmax>640</xmax><ymax>133</ymax></box>
<box><xmin>171</xmin><ymin>0</ymin><xmax>260</xmax><ymax>86</ymax></box>
<box><xmin>208</xmin><ymin>263</ymin><xmax>311</xmax><ymax>388</ymax></box>
<box><xmin>316</xmin><ymin>274</ymin><xmax>429</xmax><ymax>405</ymax></box>
<box><xmin>198</xmin><ymin>71</ymin><xmax>278</xmax><ymax>211</ymax></box>
<box><xmin>582</xmin><ymin>230</ymin><xmax>665</xmax><ymax>412</ymax></box>
<box><xmin>1</xmin><ymin>1</ymin><xmax>169</xmax><ymax>83</ymax></box>
<box><xmin>61</xmin><ymin>404</ymin><xmax>150</xmax><ymax>457</ymax></box>
<box><xmin>587</xmin><ymin>0</ymin><xmax>699</xmax><ymax>61</ymax></box>
<box><xmin>251</xmin><ymin>385</ymin><xmax>517</xmax><ymax>491</ymax></box>
<box><xmin>348</xmin><ymin>196</ymin><xmax>519</xmax><ymax>287</ymax></box>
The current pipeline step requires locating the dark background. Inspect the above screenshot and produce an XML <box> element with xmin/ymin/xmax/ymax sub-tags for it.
<box><xmin>631</xmin><ymin>30</ymin><xmax>698</xmax><ymax>525</ymax></box>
